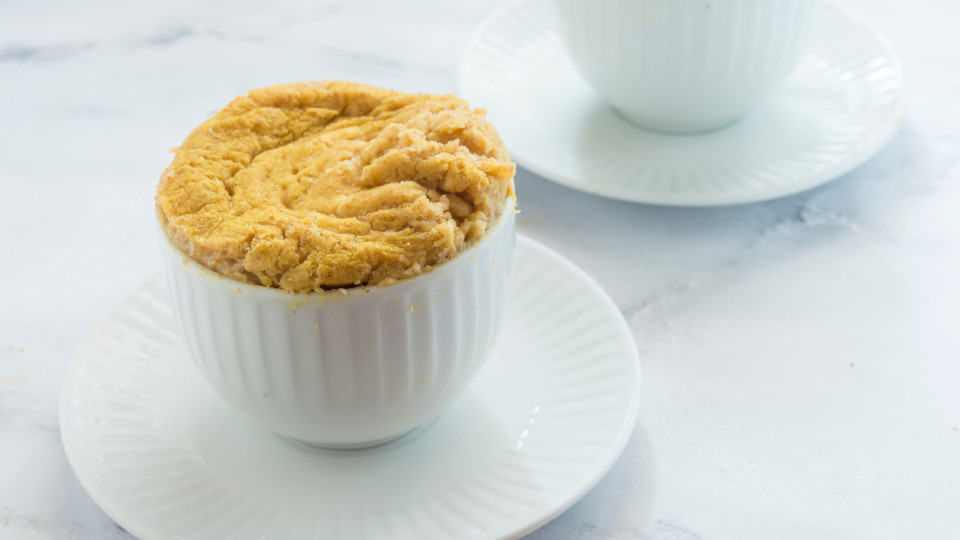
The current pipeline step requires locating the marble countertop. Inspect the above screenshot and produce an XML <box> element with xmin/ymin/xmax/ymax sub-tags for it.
<box><xmin>2</xmin><ymin>0</ymin><xmax>958</xmax><ymax>538</ymax></box>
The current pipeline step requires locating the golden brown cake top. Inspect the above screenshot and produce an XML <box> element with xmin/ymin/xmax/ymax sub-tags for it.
<box><xmin>156</xmin><ymin>81</ymin><xmax>515</xmax><ymax>293</ymax></box>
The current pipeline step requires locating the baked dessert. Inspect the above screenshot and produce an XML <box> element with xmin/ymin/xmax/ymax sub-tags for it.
<box><xmin>156</xmin><ymin>81</ymin><xmax>516</xmax><ymax>293</ymax></box>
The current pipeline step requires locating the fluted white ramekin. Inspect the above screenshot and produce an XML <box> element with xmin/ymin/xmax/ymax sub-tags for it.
<box><xmin>159</xmin><ymin>198</ymin><xmax>516</xmax><ymax>448</ymax></box>
<box><xmin>554</xmin><ymin>0</ymin><xmax>822</xmax><ymax>132</ymax></box>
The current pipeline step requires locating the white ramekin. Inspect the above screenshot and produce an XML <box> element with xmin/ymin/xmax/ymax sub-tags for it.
<box><xmin>553</xmin><ymin>0</ymin><xmax>822</xmax><ymax>133</ymax></box>
<box><xmin>159</xmin><ymin>198</ymin><xmax>516</xmax><ymax>448</ymax></box>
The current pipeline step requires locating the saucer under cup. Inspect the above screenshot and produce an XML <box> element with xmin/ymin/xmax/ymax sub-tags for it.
<box><xmin>458</xmin><ymin>0</ymin><xmax>906</xmax><ymax>206</ymax></box>
<box><xmin>60</xmin><ymin>235</ymin><xmax>641</xmax><ymax>540</ymax></box>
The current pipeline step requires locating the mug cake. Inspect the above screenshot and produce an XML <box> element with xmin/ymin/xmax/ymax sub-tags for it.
<box><xmin>157</xmin><ymin>81</ymin><xmax>516</xmax><ymax>447</ymax></box>
<box><xmin>157</xmin><ymin>81</ymin><xmax>515</xmax><ymax>292</ymax></box>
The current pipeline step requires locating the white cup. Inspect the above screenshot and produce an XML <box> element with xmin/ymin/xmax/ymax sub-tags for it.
<box><xmin>160</xmin><ymin>198</ymin><xmax>516</xmax><ymax>449</ymax></box>
<box><xmin>554</xmin><ymin>0</ymin><xmax>822</xmax><ymax>133</ymax></box>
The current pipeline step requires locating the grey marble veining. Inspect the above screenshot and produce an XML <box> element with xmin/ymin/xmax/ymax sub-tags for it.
<box><xmin>2</xmin><ymin>0</ymin><xmax>959</xmax><ymax>538</ymax></box>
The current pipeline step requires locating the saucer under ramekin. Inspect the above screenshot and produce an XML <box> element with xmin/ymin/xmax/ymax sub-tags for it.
<box><xmin>60</xmin><ymin>235</ymin><xmax>641</xmax><ymax>540</ymax></box>
<box><xmin>457</xmin><ymin>0</ymin><xmax>906</xmax><ymax>206</ymax></box>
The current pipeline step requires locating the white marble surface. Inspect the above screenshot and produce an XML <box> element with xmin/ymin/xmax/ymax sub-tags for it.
<box><xmin>2</xmin><ymin>0</ymin><xmax>958</xmax><ymax>538</ymax></box>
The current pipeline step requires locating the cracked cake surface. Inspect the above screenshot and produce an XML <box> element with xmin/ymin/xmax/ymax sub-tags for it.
<box><xmin>156</xmin><ymin>81</ymin><xmax>516</xmax><ymax>293</ymax></box>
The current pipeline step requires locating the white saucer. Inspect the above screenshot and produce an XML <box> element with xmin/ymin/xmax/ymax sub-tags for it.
<box><xmin>458</xmin><ymin>0</ymin><xmax>906</xmax><ymax>206</ymax></box>
<box><xmin>60</xmin><ymin>235</ymin><xmax>641</xmax><ymax>540</ymax></box>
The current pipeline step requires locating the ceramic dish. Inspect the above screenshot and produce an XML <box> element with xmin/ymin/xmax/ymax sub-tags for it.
<box><xmin>160</xmin><ymin>198</ymin><xmax>516</xmax><ymax>448</ymax></box>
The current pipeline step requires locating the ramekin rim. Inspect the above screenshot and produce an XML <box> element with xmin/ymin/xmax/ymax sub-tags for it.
<box><xmin>159</xmin><ymin>194</ymin><xmax>516</xmax><ymax>300</ymax></box>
